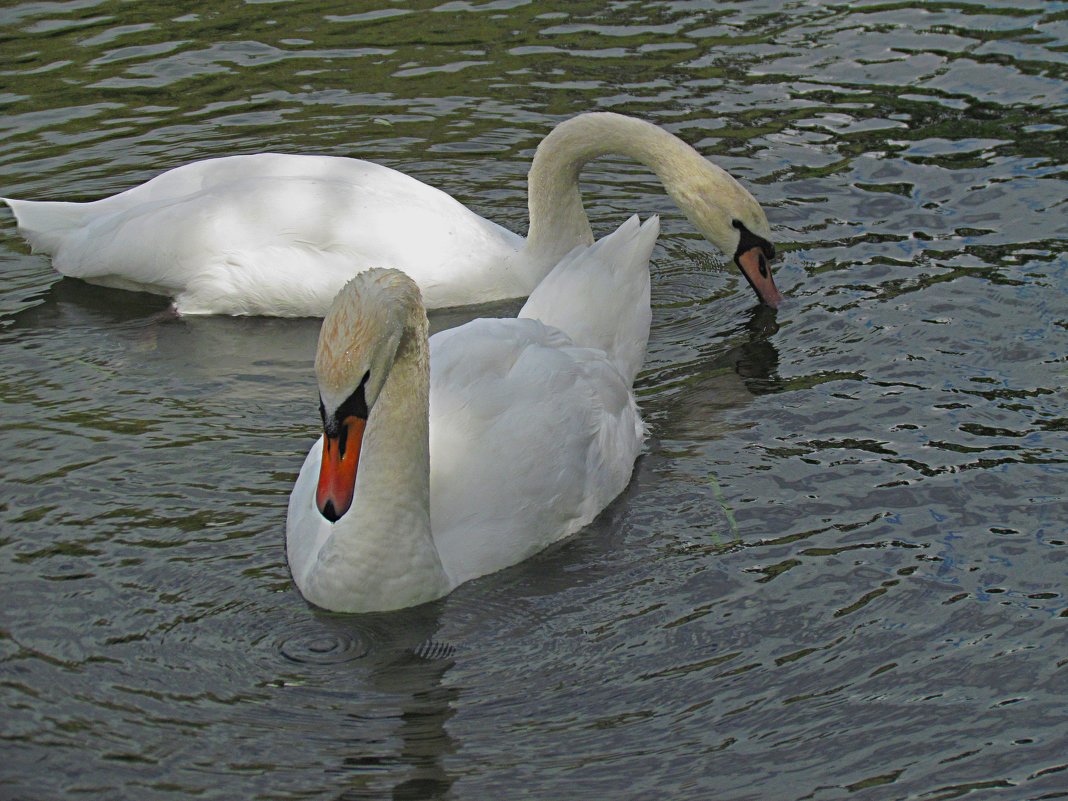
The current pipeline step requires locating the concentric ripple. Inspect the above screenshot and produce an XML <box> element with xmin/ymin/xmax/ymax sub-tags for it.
<box><xmin>278</xmin><ymin>631</ymin><xmax>371</xmax><ymax>665</ymax></box>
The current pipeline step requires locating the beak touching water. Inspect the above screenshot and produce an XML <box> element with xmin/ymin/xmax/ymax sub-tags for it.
<box><xmin>731</xmin><ymin>219</ymin><xmax>783</xmax><ymax>309</ymax></box>
<box><xmin>736</xmin><ymin>246</ymin><xmax>783</xmax><ymax>309</ymax></box>
<box><xmin>316</xmin><ymin>415</ymin><xmax>366</xmax><ymax>523</ymax></box>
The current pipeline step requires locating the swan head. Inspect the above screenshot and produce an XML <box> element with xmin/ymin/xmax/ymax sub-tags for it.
<box><xmin>313</xmin><ymin>268</ymin><xmax>424</xmax><ymax>522</ymax></box>
<box><xmin>669</xmin><ymin>158</ymin><xmax>783</xmax><ymax>309</ymax></box>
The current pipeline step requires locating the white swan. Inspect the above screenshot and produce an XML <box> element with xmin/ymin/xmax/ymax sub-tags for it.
<box><xmin>286</xmin><ymin>215</ymin><xmax>658</xmax><ymax>612</ymax></box>
<box><xmin>3</xmin><ymin>113</ymin><xmax>781</xmax><ymax>316</ymax></box>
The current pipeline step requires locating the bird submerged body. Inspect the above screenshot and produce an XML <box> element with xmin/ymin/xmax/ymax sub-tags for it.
<box><xmin>4</xmin><ymin>113</ymin><xmax>781</xmax><ymax>315</ymax></box>
<box><xmin>286</xmin><ymin>216</ymin><xmax>657</xmax><ymax>612</ymax></box>
<box><xmin>6</xmin><ymin>155</ymin><xmax>527</xmax><ymax>315</ymax></box>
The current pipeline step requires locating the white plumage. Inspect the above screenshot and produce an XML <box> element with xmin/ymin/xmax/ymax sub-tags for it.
<box><xmin>3</xmin><ymin>113</ymin><xmax>780</xmax><ymax>315</ymax></box>
<box><xmin>286</xmin><ymin>215</ymin><xmax>658</xmax><ymax>612</ymax></box>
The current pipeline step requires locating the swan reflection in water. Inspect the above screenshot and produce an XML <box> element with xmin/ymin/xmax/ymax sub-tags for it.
<box><xmin>274</xmin><ymin>604</ymin><xmax>458</xmax><ymax>800</ymax></box>
<box><xmin>646</xmin><ymin>303</ymin><xmax>780</xmax><ymax>445</ymax></box>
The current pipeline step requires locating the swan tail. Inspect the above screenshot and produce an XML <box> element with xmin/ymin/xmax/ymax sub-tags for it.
<box><xmin>3</xmin><ymin>197</ymin><xmax>91</xmax><ymax>255</ymax></box>
<box><xmin>519</xmin><ymin>214</ymin><xmax>659</xmax><ymax>387</ymax></box>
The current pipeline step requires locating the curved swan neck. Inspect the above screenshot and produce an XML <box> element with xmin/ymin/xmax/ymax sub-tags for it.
<box><xmin>525</xmin><ymin>113</ymin><xmax>707</xmax><ymax>263</ymax></box>
<box><xmin>523</xmin><ymin>112</ymin><xmax>769</xmax><ymax>284</ymax></box>
<box><xmin>357</xmin><ymin>316</ymin><xmax>432</xmax><ymax>530</ymax></box>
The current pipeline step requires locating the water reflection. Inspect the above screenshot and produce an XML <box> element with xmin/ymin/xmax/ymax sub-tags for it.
<box><xmin>263</xmin><ymin>603</ymin><xmax>457</xmax><ymax>800</ymax></box>
<box><xmin>649</xmin><ymin>303</ymin><xmax>781</xmax><ymax>444</ymax></box>
<box><xmin>3</xmin><ymin>276</ymin><xmax>173</xmax><ymax>332</ymax></box>
<box><xmin>369</xmin><ymin>646</ymin><xmax>456</xmax><ymax>801</ymax></box>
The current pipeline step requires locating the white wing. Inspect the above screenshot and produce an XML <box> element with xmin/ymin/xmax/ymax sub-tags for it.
<box><xmin>519</xmin><ymin>214</ymin><xmax>659</xmax><ymax>387</ymax></box>
<box><xmin>427</xmin><ymin>315</ymin><xmax>644</xmax><ymax>585</ymax></box>
<box><xmin>5</xmin><ymin>154</ymin><xmax>524</xmax><ymax>315</ymax></box>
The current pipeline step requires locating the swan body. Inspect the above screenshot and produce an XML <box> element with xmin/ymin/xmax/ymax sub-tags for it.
<box><xmin>4</xmin><ymin>113</ymin><xmax>780</xmax><ymax>316</ymax></box>
<box><xmin>286</xmin><ymin>215</ymin><xmax>658</xmax><ymax>612</ymax></box>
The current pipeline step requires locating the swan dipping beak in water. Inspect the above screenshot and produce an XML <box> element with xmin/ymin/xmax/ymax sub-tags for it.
<box><xmin>5</xmin><ymin>112</ymin><xmax>781</xmax><ymax>316</ymax></box>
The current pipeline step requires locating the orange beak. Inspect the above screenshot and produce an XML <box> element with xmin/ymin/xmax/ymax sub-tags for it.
<box><xmin>736</xmin><ymin>246</ymin><xmax>783</xmax><ymax>309</ymax></box>
<box><xmin>315</xmin><ymin>416</ymin><xmax>366</xmax><ymax>523</ymax></box>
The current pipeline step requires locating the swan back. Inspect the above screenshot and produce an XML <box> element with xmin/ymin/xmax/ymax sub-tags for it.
<box><xmin>287</xmin><ymin>258</ymin><xmax>649</xmax><ymax>611</ymax></box>
<box><xmin>7</xmin><ymin>154</ymin><xmax>526</xmax><ymax>315</ymax></box>
<box><xmin>519</xmin><ymin>214</ymin><xmax>658</xmax><ymax>388</ymax></box>
<box><xmin>427</xmin><ymin>317</ymin><xmax>644</xmax><ymax>585</ymax></box>
<box><xmin>6</xmin><ymin>113</ymin><xmax>778</xmax><ymax>315</ymax></box>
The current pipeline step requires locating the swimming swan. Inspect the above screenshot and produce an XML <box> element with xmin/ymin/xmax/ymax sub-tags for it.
<box><xmin>4</xmin><ymin>113</ymin><xmax>780</xmax><ymax>316</ymax></box>
<box><xmin>286</xmin><ymin>216</ymin><xmax>658</xmax><ymax>612</ymax></box>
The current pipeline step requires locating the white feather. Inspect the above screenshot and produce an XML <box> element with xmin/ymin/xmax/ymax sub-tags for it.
<box><xmin>4</xmin><ymin>113</ymin><xmax>774</xmax><ymax>316</ymax></box>
<box><xmin>286</xmin><ymin>218</ymin><xmax>658</xmax><ymax>612</ymax></box>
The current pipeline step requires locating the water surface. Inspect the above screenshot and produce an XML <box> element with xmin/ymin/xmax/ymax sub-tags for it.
<box><xmin>1</xmin><ymin>1</ymin><xmax>1066</xmax><ymax>799</ymax></box>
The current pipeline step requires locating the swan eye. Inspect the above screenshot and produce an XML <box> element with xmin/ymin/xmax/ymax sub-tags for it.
<box><xmin>321</xmin><ymin>371</ymin><xmax>371</xmax><ymax>436</ymax></box>
<box><xmin>336</xmin><ymin>371</ymin><xmax>371</xmax><ymax>422</ymax></box>
<box><xmin>732</xmin><ymin>219</ymin><xmax>775</xmax><ymax>266</ymax></box>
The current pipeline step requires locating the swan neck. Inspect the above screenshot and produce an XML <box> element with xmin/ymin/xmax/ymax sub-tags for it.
<box><xmin>524</xmin><ymin>113</ymin><xmax>703</xmax><ymax>266</ymax></box>
<box><xmin>323</xmin><ymin>311</ymin><xmax>449</xmax><ymax>610</ymax></box>
<box><xmin>361</xmin><ymin>319</ymin><xmax>432</xmax><ymax>521</ymax></box>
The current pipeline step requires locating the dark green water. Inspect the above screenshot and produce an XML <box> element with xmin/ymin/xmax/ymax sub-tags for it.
<box><xmin>1</xmin><ymin>2</ymin><xmax>1066</xmax><ymax>799</ymax></box>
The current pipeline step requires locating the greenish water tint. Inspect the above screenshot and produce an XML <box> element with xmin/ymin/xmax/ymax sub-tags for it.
<box><xmin>1</xmin><ymin>1</ymin><xmax>1066</xmax><ymax>799</ymax></box>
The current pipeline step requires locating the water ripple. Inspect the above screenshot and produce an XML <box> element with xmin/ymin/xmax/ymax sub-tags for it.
<box><xmin>278</xmin><ymin>630</ymin><xmax>371</xmax><ymax>666</ymax></box>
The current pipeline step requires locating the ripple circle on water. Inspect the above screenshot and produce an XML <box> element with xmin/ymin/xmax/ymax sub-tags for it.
<box><xmin>278</xmin><ymin>630</ymin><xmax>370</xmax><ymax>665</ymax></box>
